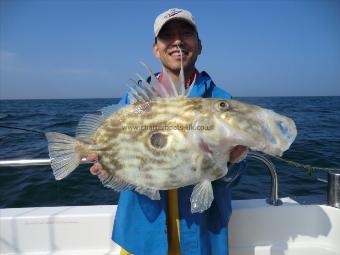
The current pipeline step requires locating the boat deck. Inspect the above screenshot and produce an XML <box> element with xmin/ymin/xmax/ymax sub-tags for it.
<box><xmin>1</xmin><ymin>197</ymin><xmax>339</xmax><ymax>255</ymax></box>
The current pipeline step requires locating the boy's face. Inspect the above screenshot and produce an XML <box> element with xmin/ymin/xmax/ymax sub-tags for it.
<box><xmin>153</xmin><ymin>19</ymin><xmax>202</xmax><ymax>74</ymax></box>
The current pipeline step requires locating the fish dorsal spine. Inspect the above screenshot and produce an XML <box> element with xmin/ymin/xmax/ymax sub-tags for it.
<box><xmin>127</xmin><ymin>46</ymin><xmax>195</xmax><ymax>104</ymax></box>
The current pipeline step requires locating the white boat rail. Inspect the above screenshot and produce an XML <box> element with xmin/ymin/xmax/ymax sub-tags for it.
<box><xmin>0</xmin><ymin>158</ymin><xmax>90</xmax><ymax>167</ymax></box>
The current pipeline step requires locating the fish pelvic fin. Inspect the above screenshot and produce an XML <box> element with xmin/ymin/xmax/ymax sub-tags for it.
<box><xmin>190</xmin><ymin>180</ymin><xmax>214</xmax><ymax>213</ymax></box>
<box><xmin>46</xmin><ymin>132</ymin><xmax>87</xmax><ymax>180</ymax></box>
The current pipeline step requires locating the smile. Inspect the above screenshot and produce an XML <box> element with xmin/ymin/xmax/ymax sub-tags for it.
<box><xmin>169</xmin><ymin>50</ymin><xmax>189</xmax><ymax>56</ymax></box>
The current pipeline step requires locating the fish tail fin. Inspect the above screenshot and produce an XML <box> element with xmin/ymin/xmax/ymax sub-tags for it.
<box><xmin>45</xmin><ymin>132</ymin><xmax>85</xmax><ymax>180</ymax></box>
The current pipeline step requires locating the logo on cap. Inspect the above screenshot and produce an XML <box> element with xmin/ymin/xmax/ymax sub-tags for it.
<box><xmin>163</xmin><ymin>9</ymin><xmax>183</xmax><ymax>19</ymax></box>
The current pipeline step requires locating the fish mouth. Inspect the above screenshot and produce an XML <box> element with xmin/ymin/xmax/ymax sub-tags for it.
<box><xmin>199</xmin><ymin>137</ymin><xmax>248</xmax><ymax>164</ymax></box>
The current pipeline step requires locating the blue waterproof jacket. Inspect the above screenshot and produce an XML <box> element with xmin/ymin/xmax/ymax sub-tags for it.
<box><xmin>112</xmin><ymin>71</ymin><xmax>246</xmax><ymax>255</ymax></box>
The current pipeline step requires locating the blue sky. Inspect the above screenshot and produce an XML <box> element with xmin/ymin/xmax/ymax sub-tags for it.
<box><xmin>1</xmin><ymin>0</ymin><xmax>339</xmax><ymax>99</ymax></box>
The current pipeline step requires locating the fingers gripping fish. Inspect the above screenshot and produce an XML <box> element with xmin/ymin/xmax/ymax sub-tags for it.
<box><xmin>45</xmin><ymin>57</ymin><xmax>297</xmax><ymax>214</ymax></box>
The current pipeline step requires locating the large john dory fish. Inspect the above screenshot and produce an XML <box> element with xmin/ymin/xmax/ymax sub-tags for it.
<box><xmin>46</xmin><ymin>63</ymin><xmax>297</xmax><ymax>213</ymax></box>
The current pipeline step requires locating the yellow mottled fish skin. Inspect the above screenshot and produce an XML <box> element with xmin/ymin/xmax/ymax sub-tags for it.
<box><xmin>45</xmin><ymin>61</ymin><xmax>297</xmax><ymax>213</ymax></box>
<box><xmin>90</xmin><ymin>97</ymin><xmax>296</xmax><ymax>191</ymax></box>
<box><xmin>92</xmin><ymin>98</ymin><xmax>224</xmax><ymax>190</ymax></box>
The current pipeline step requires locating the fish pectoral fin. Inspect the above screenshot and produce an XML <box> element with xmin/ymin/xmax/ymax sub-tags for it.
<box><xmin>190</xmin><ymin>180</ymin><xmax>214</xmax><ymax>213</ymax></box>
<box><xmin>135</xmin><ymin>187</ymin><xmax>161</xmax><ymax>200</ymax></box>
<box><xmin>45</xmin><ymin>132</ymin><xmax>84</xmax><ymax>180</ymax></box>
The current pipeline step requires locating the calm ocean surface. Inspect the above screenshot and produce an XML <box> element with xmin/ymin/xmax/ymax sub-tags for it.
<box><xmin>0</xmin><ymin>97</ymin><xmax>339</xmax><ymax>208</ymax></box>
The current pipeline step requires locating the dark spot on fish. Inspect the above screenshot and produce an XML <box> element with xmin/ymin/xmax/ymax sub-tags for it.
<box><xmin>150</xmin><ymin>132</ymin><xmax>167</xmax><ymax>148</ymax></box>
<box><xmin>141</xmin><ymin>156</ymin><xmax>168</xmax><ymax>167</ymax></box>
<box><xmin>168</xmin><ymin>173</ymin><xmax>177</xmax><ymax>179</ymax></box>
<box><xmin>144</xmin><ymin>173</ymin><xmax>153</xmax><ymax>180</ymax></box>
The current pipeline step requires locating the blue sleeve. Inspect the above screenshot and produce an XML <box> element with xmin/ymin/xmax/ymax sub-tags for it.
<box><xmin>117</xmin><ymin>93</ymin><xmax>131</xmax><ymax>106</ymax></box>
<box><xmin>218</xmin><ymin>160</ymin><xmax>247</xmax><ymax>188</ymax></box>
<box><xmin>211</xmin><ymin>86</ymin><xmax>232</xmax><ymax>99</ymax></box>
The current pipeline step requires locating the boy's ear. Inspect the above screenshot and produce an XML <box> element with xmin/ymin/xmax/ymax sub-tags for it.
<box><xmin>153</xmin><ymin>43</ymin><xmax>160</xmax><ymax>59</ymax></box>
<box><xmin>198</xmin><ymin>39</ymin><xmax>202</xmax><ymax>55</ymax></box>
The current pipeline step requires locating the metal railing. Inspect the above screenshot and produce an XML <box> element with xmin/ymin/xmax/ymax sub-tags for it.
<box><xmin>0</xmin><ymin>158</ymin><xmax>90</xmax><ymax>167</ymax></box>
<box><xmin>247</xmin><ymin>152</ymin><xmax>282</xmax><ymax>206</ymax></box>
<box><xmin>327</xmin><ymin>171</ymin><xmax>340</xmax><ymax>208</ymax></box>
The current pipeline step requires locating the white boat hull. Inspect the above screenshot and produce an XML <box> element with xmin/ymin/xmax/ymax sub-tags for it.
<box><xmin>1</xmin><ymin>197</ymin><xmax>339</xmax><ymax>255</ymax></box>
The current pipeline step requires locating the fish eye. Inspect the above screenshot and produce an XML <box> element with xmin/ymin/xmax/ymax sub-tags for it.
<box><xmin>217</xmin><ymin>101</ymin><xmax>229</xmax><ymax>112</ymax></box>
<box><xmin>150</xmin><ymin>132</ymin><xmax>167</xmax><ymax>149</ymax></box>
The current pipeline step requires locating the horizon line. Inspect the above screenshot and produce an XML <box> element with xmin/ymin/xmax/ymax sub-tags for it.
<box><xmin>1</xmin><ymin>95</ymin><xmax>340</xmax><ymax>101</ymax></box>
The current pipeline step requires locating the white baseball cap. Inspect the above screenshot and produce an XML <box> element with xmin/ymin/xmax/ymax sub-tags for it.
<box><xmin>154</xmin><ymin>8</ymin><xmax>197</xmax><ymax>37</ymax></box>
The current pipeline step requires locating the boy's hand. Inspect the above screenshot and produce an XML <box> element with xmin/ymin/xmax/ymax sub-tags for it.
<box><xmin>87</xmin><ymin>153</ymin><xmax>109</xmax><ymax>178</ymax></box>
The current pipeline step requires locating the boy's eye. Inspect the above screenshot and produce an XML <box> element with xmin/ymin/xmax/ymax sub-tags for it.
<box><xmin>183</xmin><ymin>31</ymin><xmax>194</xmax><ymax>35</ymax></box>
<box><xmin>158</xmin><ymin>32</ymin><xmax>172</xmax><ymax>40</ymax></box>
<box><xmin>158</xmin><ymin>30</ymin><xmax>195</xmax><ymax>41</ymax></box>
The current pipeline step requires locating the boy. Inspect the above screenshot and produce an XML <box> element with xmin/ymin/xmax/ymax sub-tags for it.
<box><xmin>89</xmin><ymin>8</ymin><xmax>246</xmax><ymax>255</ymax></box>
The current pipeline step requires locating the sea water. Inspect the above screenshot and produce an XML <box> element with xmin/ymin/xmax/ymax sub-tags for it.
<box><xmin>0</xmin><ymin>97</ymin><xmax>339</xmax><ymax>208</ymax></box>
